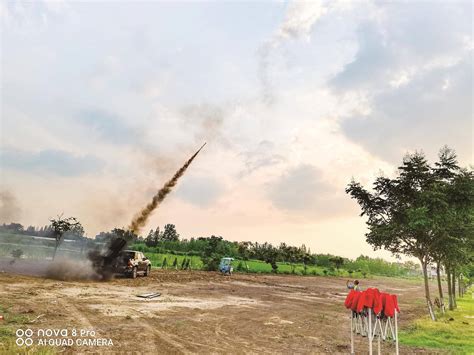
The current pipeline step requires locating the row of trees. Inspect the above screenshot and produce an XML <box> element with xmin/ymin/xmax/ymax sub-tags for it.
<box><xmin>3</xmin><ymin>208</ymin><xmax>440</xmax><ymax>279</ymax></box>
<box><xmin>144</xmin><ymin>224</ymin><xmax>180</xmax><ymax>245</ymax></box>
<box><xmin>346</xmin><ymin>147</ymin><xmax>473</xmax><ymax>321</ymax></box>
<box><xmin>1</xmin><ymin>223</ymin><xmax>57</xmax><ymax>238</ymax></box>
<box><xmin>132</xmin><ymin>232</ymin><xmax>416</xmax><ymax>276</ymax></box>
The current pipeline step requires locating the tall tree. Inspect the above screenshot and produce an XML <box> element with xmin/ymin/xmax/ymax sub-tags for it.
<box><xmin>161</xmin><ymin>224</ymin><xmax>179</xmax><ymax>242</ymax></box>
<box><xmin>347</xmin><ymin>147</ymin><xmax>473</xmax><ymax>320</ymax></box>
<box><xmin>49</xmin><ymin>215</ymin><xmax>83</xmax><ymax>260</ymax></box>
<box><xmin>347</xmin><ymin>151</ymin><xmax>439</xmax><ymax>320</ymax></box>
<box><xmin>153</xmin><ymin>227</ymin><xmax>161</xmax><ymax>244</ymax></box>
<box><xmin>430</xmin><ymin>149</ymin><xmax>473</xmax><ymax>311</ymax></box>
<box><xmin>145</xmin><ymin>229</ymin><xmax>155</xmax><ymax>247</ymax></box>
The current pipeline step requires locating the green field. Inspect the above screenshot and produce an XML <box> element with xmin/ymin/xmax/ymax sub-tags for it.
<box><xmin>137</xmin><ymin>249</ymin><xmax>379</xmax><ymax>278</ymax></box>
<box><xmin>400</xmin><ymin>289</ymin><xmax>474</xmax><ymax>353</ymax></box>
<box><xmin>144</xmin><ymin>252</ymin><xmax>204</xmax><ymax>270</ymax></box>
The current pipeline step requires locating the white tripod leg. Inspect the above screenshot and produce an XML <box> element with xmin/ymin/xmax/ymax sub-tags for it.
<box><xmin>395</xmin><ymin>311</ymin><xmax>399</xmax><ymax>355</ymax></box>
<box><xmin>350</xmin><ymin>312</ymin><xmax>354</xmax><ymax>355</ymax></box>
<box><xmin>368</xmin><ymin>308</ymin><xmax>373</xmax><ymax>355</ymax></box>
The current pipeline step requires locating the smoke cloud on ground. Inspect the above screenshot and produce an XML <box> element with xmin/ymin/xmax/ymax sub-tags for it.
<box><xmin>45</xmin><ymin>258</ymin><xmax>99</xmax><ymax>281</ymax></box>
<box><xmin>0</xmin><ymin>257</ymin><xmax>99</xmax><ymax>281</ymax></box>
<box><xmin>0</xmin><ymin>189</ymin><xmax>22</xmax><ymax>223</ymax></box>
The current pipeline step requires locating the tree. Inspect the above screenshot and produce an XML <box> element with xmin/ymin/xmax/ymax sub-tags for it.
<box><xmin>329</xmin><ymin>256</ymin><xmax>345</xmax><ymax>271</ymax></box>
<box><xmin>2</xmin><ymin>223</ymin><xmax>24</xmax><ymax>234</ymax></box>
<box><xmin>262</xmin><ymin>244</ymin><xmax>279</xmax><ymax>273</ymax></box>
<box><xmin>202</xmin><ymin>236</ymin><xmax>229</xmax><ymax>271</ymax></box>
<box><xmin>238</xmin><ymin>241</ymin><xmax>251</xmax><ymax>271</ymax></box>
<box><xmin>153</xmin><ymin>227</ymin><xmax>161</xmax><ymax>244</ymax></box>
<box><xmin>161</xmin><ymin>224</ymin><xmax>179</xmax><ymax>242</ymax></box>
<box><xmin>346</xmin><ymin>151</ymin><xmax>441</xmax><ymax>320</ymax></box>
<box><xmin>302</xmin><ymin>253</ymin><xmax>312</xmax><ymax>275</ymax></box>
<box><xmin>145</xmin><ymin>229</ymin><xmax>156</xmax><ymax>247</ymax></box>
<box><xmin>49</xmin><ymin>215</ymin><xmax>83</xmax><ymax>260</ymax></box>
<box><xmin>10</xmin><ymin>248</ymin><xmax>23</xmax><ymax>264</ymax></box>
<box><xmin>426</xmin><ymin>148</ymin><xmax>473</xmax><ymax>312</ymax></box>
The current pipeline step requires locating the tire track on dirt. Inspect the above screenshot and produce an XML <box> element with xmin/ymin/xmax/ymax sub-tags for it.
<box><xmin>56</xmin><ymin>298</ymin><xmax>94</xmax><ymax>329</ymax></box>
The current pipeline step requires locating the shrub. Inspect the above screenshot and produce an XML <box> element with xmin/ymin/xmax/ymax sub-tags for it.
<box><xmin>202</xmin><ymin>255</ymin><xmax>221</xmax><ymax>271</ymax></box>
<box><xmin>11</xmin><ymin>249</ymin><xmax>23</xmax><ymax>259</ymax></box>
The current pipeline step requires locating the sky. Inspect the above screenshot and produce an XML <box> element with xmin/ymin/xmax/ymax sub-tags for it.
<box><xmin>0</xmin><ymin>0</ymin><xmax>472</xmax><ymax>260</ymax></box>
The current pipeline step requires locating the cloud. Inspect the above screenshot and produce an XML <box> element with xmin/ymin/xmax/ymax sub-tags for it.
<box><xmin>267</xmin><ymin>164</ymin><xmax>352</xmax><ymax>218</ymax></box>
<box><xmin>277</xmin><ymin>1</ymin><xmax>330</xmax><ymax>41</ymax></box>
<box><xmin>330</xmin><ymin>2</ymin><xmax>472</xmax><ymax>163</ymax></box>
<box><xmin>176</xmin><ymin>176</ymin><xmax>224</xmax><ymax>207</ymax></box>
<box><xmin>340</xmin><ymin>58</ymin><xmax>472</xmax><ymax>162</ymax></box>
<box><xmin>257</xmin><ymin>0</ymin><xmax>354</xmax><ymax>104</ymax></box>
<box><xmin>0</xmin><ymin>0</ymin><xmax>69</xmax><ymax>31</ymax></box>
<box><xmin>0</xmin><ymin>148</ymin><xmax>104</xmax><ymax>176</ymax></box>
<box><xmin>77</xmin><ymin>109</ymin><xmax>138</xmax><ymax>146</ymax></box>
<box><xmin>330</xmin><ymin>23</ymin><xmax>393</xmax><ymax>92</ymax></box>
<box><xmin>258</xmin><ymin>1</ymin><xmax>333</xmax><ymax>104</ymax></box>
<box><xmin>1</xmin><ymin>1</ymin><xmax>470</xmax><ymax>258</ymax></box>
<box><xmin>240</xmin><ymin>140</ymin><xmax>285</xmax><ymax>175</ymax></box>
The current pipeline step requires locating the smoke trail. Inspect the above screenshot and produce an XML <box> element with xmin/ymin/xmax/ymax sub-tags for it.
<box><xmin>128</xmin><ymin>142</ymin><xmax>206</xmax><ymax>234</ymax></box>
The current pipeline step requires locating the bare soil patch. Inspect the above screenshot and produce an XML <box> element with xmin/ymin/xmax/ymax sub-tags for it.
<box><xmin>0</xmin><ymin>269</ymin><xmax>435</xmax><ymax>353</ymax></box>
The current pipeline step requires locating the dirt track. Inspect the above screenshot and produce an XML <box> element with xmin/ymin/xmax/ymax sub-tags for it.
<box><xmin>0</xmin><ymin>269</ymin><xmax>432</xmax><ymax>353</ymax></box>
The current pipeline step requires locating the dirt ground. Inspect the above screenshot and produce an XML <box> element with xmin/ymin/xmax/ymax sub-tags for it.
<box><xmin>0</xmin><ymin>267</ymin><xmax>433</xmax><ymax>354</ymax></box>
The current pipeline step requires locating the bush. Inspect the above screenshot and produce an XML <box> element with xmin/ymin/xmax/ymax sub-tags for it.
<box><xmin>11</xmin><ymin>249</ymin><xmax>23</xmax><ymax>259</ymax></box>
<box><xmin>202</xmin><ymin>255</ymin><xmax>221</xmax><ymax>271</ymax></box>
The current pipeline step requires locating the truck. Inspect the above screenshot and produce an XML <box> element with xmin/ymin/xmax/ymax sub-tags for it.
<box><xmin>219</xmin><ymin>257</ymin><xmax>234</xmax><ymax>275</ymax></box>
<box><xmin>114</xmin><ymin>250</ymin><xmax>151</xmax><ymax>279</ymax></box>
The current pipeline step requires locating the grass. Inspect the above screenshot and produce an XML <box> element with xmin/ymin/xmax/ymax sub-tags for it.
<box><xmin>0</xmin><ymin>304</ymin><xmax>56</xmax><ymax>354</ymax></box>
<box><xmin>146</xmin><ymin>252</ymin><xmax>203</xmax><ymax>269</ymax></box>
<box><xmin>400</xmin><ymin>289</ymin><xmax>474</xmax><ymax>353</ymax></box>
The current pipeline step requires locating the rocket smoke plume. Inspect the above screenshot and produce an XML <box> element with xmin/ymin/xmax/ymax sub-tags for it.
<box><xmin>128</xmin><ymin>142</ymin><xmax>207</xmax><ymax>234</ymax></box>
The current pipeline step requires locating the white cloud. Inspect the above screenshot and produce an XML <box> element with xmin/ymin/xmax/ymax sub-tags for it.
<box><xmin>1</xmin><ymin>1</ymin><xmax>471</xmax><ymax>258</ymax></box>
<box><xmin>277</xmin><ymin>1</ymin><xmax>329</xmax><ymax>41</ymax></box>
